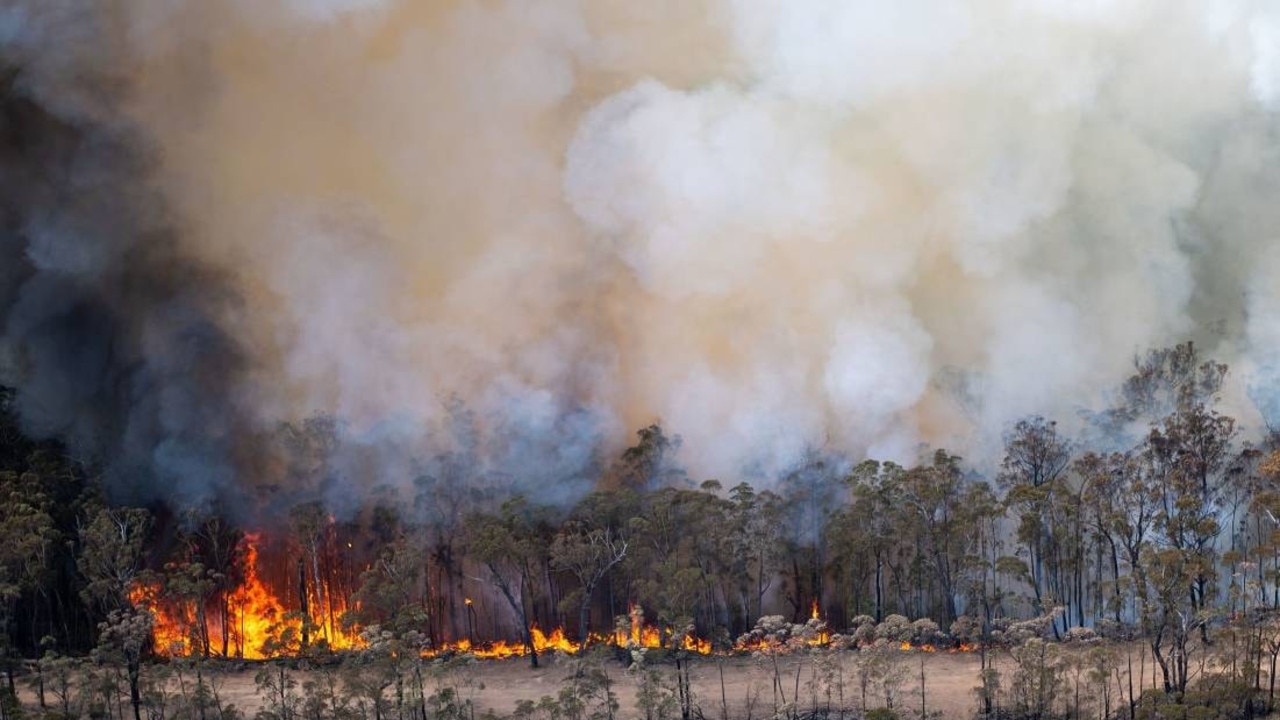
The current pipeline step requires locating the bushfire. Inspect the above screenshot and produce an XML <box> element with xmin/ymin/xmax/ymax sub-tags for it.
<box><xmin>128</xmin><ymin>535</ymin><xmax>717</xmax><ymax>660</ymax></box>
<box><xmin>129</xmin><ymin>536</ymin><xmax>976</xmax><ymax>661</ymax></box>
<box><xmin>128</xmin><ymin>533</ymin><xmax>361</xmax><ymax>659</ymax></box>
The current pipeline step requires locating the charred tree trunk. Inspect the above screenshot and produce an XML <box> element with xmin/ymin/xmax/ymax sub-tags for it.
<box><xmin>577</xmin><ymin>594</ymin><xmax>592</xmax><ymax>648</ymax></box>
<box><xmin>221</xmin><ymin>596</ymin><xmax>230</xmax><ymax>657</ymax></box>
<box><xmin>487</xmin><ymin>562</ymin><xmax>538</xmax><ymax>668</ymax></box>
<box><xmin>298</xmin><ymin>557</ymin><xmax>310</xmax><ymax>650</ymax></box>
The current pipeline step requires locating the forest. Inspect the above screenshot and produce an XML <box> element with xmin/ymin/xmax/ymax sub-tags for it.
<box><xmin>3</xmin><ymin>342</ymin><xmax>1280</xmax><ymax>720</ymax></box>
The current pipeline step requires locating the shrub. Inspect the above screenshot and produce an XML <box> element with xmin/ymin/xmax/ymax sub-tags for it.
<box><xmin>1132</xmin><ymin>682</ymin><xmax>1265</xmax><ymax>720</ymax></box>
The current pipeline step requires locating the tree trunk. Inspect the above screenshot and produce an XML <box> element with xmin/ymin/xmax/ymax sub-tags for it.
<box><xmin>221</xmin><ymin>596</ymin><xmax>230</xmax><ymax>657</ymax></box>
<box><xmin>1108</xmin><ymin>537</ymin><xmax>1122</xmax><ymax>622</ymax></box>
<box><xmin>1151</xmin><ymin>638</ymin><xmax>1172</xmax><ymax>694</ymax></box>
<box><xmin>577</xmin><ymin>591</ymin><xmax>592</xmax><ymax>648</ymax></box>
<box><xmin>298</xmin><ymin>557</ymin><xmax>310</xmax><ymax>650</ymax></box>
<box><xmin>874</xmin><ymin>552</ymin><xmax>883</xmax><ymax>622</ymax></box>
<box><xmin>488</xmin><ymin>564</ymin><xmax>538</xmax><ymax>668</ymax></box>
<box><xmin>128</xmin><ymin>661</ymin><xmax>142</xmax><ymax>720</ymax></box>
<box><xmin>1269</xmin><ymin>650</ymin><xmax>1277</xmax><ymax>710</ymax></box>
<box><xmin>919</xmin><ymin>656</ymin><xmax>926</xmax><ymax>720</ymax></box>
<box><xmin>198</xmin><ymin>599</ymin><xmax>210</xmax><ymax>657</ymax></box>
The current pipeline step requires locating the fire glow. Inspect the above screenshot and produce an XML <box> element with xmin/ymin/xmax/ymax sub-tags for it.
<box><xmin>130</xmin><ymin>546</ymin><xmax>974</xmax><ymax>661</ymax></box>
<box><xmin>128</xmin><ymin>533</ymin><xmax>360</xmax><ymax>659</ymax></box>
<box><xmin>129</xmin><ymin>537</ymin><xmax>716</xmax><ymax>660</ymax></box>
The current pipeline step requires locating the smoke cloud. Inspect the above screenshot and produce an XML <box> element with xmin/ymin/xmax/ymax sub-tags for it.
<box><xmin>3</xmin><ymin>0</ymin><xmax>1280</xmax><ymax>509</ymax></box>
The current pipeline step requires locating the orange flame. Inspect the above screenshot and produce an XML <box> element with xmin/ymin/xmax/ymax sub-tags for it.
<box><xmin>422</xmin><ymin>625</ymin><xmax>585</xmax><ymax>660</ymax></box>
<box><xmin>810</xmin><ymin>599</ymin><xmax>820</xmax><ymax>620</ymax></box>
<box><xmin>898</xmin><ymin>642</ymin><xmax>938</xmax><ymax>653</ymax></box>
<box><xmin>127</xmin><ymin>581</ymin><xmax>190</xmax><ymax>656</ymax></box>
<box><xmin>612</xmin><ymin>622</ymin><xmax>707</xmax><ymax>652</ymax></box>
<box><xmin>423</xmin><ymin>603</ymin><xmax>716</xmax><ymax>661</ymax></box>
<box><xmin>134</xmin><ymin>536</ymin><xmax>818</xmax><ymax>663</ymax></box>
<box><xmin>224</xmin><ymin>535</ymin><xmax>286</xmax><ymax>658</ymax></box>
<box><xmin>130</xmin><ymin>532</ymin><xmax>362</xmax><ymax>658</ymax></box>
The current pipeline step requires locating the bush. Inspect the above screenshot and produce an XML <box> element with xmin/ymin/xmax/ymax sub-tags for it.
<box><xmin>1131</xmin><ymin>682</ymin><xmax>1265</xmax><ymax>720</ymax></box>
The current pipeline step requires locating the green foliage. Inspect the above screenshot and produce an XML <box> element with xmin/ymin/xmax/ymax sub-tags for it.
<box><xmin>552</xmin><ymin>655</ymin><xmax>618</xmax><ymax>720</ymax></box>
<box><xmin>631</xmin><ymin>664</ymin><xmax>677</xmax><ymax>720</ymax></box>
<box><xmin>301</xmin><ymin>666</ymin><xmax>356</xmax><ymax>720</ymax></box>
<box><xmin>347</xmin><ymin>538</ymin><xmax>427</xmax><ymax>636</ymax></box>
<box><xmin>550</xmin><ymin>525</ymin><xmax>627</xmax><ymax>644</ymax></box>
<box><xmin>78</xmin><ymin>508</ymin><xmax>152</xmax><ymax>612</ymax></box>
<box><xmin>1134</xmin><ymin>681</ymin><xmax>1265</xmax><ymax>720</ymax></box>
<box><xmin>254</xmin><ymin>665</ymin><xmax>301</xmax><ymax>720</ymax></box>
<box><xmin>611</xmin><ymin>425</ymin><xmax>685</xmax><ymax>491</ymax></box>
<box><xmin>1006</xmin><ymin>638</ymin><xmax>1063</xmax><ymax>719</ymax></box>
<box><xmin>852</xmin><ymin>643</ymin><xmax>909</xmax><ymax>712</ymax></box>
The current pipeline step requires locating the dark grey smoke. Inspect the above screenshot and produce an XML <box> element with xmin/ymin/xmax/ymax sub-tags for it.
<box><xmin>0</xmin><ymin>3</ymin><xmax>251</xmax><ymax>511</ymax></box>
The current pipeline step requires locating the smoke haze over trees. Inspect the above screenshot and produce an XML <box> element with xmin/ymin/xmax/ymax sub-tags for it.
<box><xmin>4</xmin><ymin>344</ymin><xmax>1280</xmax><ymax>700</ymax></box>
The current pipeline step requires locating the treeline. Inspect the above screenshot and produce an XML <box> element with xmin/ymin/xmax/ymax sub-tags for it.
<box><xmin>3</xmin><ymin>344</ymin><xmax>1280</xmax><ymax>698</ymax></box>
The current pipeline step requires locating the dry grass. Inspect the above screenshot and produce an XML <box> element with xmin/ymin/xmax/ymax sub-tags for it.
<box><xmin>133</xmin><ymin>651</ymin><xmax>988</xmax><ymax>719</ymax></box>
<box><xmin>18</xmin><ymin>641</ymin><xmax>1231</xmax><ymax>720</ymax></box>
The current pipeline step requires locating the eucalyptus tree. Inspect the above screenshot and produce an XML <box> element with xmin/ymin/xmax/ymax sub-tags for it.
<box><xmin>622</xmin><ymin>487</ymin><xmax>714</xmax><ymax>643</ymax></box>
<box><xmin>467</xmin><ymin>497</ymin><xmax>552</xmax><ymax>667</ymax></box>
<box><xmin>897</xmin><ymin>450</ymin><xmax>968</xmax><ymax>623</ymax></box>
<box><xmin>776</xmin><ymin>451</ymin><xmax>843</xmax><ymax>622</ymax></box>
<box><xmin>726</xmin><ymin>482</ymin><xmax>782</xmax><ymax>630</ymax></box>
<box><xmin>0</xmin><ymin>470</ymin><xmax>55</xmax><ymax>693</ymax></box>
<box><xmin>77</xmin><ymin>506</ymin><xmax>152</xmax><ymax>613</ymax></box>
<box><xmin>998</xmin><ymin>417</ymin><xmax>1073</xmax><ymax>628</ymax></box>
<box><xmin>839</xmin><ymin>460</ymin><xmax>906</xmax><ymax>622</ymax></box>
<box><xmin>551</xmin><ymin>522</ymin><xmax>628</xmax><ymax>645</ymax></box>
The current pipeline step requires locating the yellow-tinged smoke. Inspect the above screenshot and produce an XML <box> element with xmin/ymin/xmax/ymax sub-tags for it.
<box><xmin>5</xmin><ymin>0</ymin><xmax>1280</xmax><ymax>503</ymax></box>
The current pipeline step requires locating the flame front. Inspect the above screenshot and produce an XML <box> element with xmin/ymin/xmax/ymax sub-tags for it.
<box><xmin>130</xmin><ymin>533</ymin><xmax>362</xmax><ymax>658</ymax></box>
<box><xmin>127</xmin><ymin>581</ymin><xmax>189</xmax><ymax>656</ymax></box>
<box><xmin>224</xmin><ymin>535</ymin><xmax>285</xmax><ymax>658</ymax></box>
<box><xmin>132</xmin><ymin>558</ymin><xmax>899</xmax><ymax>662</ymax></box>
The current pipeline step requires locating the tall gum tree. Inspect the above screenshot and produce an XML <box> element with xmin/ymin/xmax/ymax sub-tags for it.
<box><xmin>998</xmin><ymin>416</ymin><xmax>1072</xmax><ymax>633</ymax></box>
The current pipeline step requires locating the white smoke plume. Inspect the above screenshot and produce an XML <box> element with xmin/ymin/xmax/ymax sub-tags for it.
<box><xmin>3</xmin><ymin>0</ymin><xmax>1280</xmax><ymax>508</ymax></box>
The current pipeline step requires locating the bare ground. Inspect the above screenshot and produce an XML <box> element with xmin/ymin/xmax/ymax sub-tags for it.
<box><xmin>161</xmin><ymin>651</ymin><xmax>991</xmax><ymax>719</ymax></box>
<box><xmin>19</xmin><ymin>643</ymin><xmax>1204</xmax><ymax>720</ymax></box>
